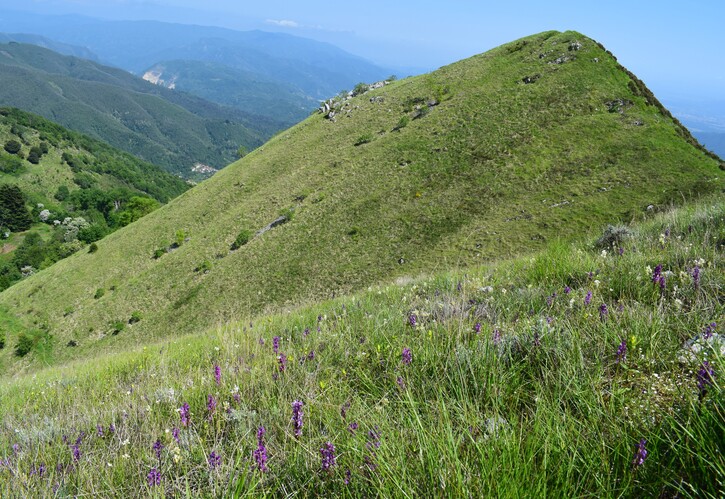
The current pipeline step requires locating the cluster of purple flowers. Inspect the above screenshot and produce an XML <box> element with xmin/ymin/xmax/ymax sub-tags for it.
<box><xmin>278</xmin><ymin>353</ymin><xmax>288</xmax><ymax>372</ymax></box>
<box><xmin>253</xmin><ymin>427</ymin><xmax>268</xmax><ymax>472</ymax></box>
<box><xmin>651</xmin><ymin>264</ymin><xmax>666</xmax><ymax>289</ymax></box>
<box><xmin>208</xmin><ymin>451</ymin><xmax>222</xmax><ymax>469</ymax></box>
<box><xmin>207</xmin><ymin>395</ymin><xmax>217</xmax><ymax>419</ymax></box>
<box><xmin>408</xmin><ymin>314</ymin><xmax>418</xmax><ymax>328</ymax></box>
<box><xmin>702</xmin><ymin>322</ymin><xmax>717</xmax><ymax>340</ymax></box>
<box><xmin>364</xmin><ymin>426</ymin><xmax>381</xmax><ymax>472</ymax></box>
<box><xmin>214</xmin><ymin>364</ymin><xmax>222</xmax><ymax>385</ymax></box>
<box><xmin>599</xmin><ymin>303</ymin><xmax>608</xmax><ymax>321</ymax></box>
<box><xmin>291</xmin><ymin>400</ymin><xmax>304</xmax><ymax>438</ymax></box>
<box><xmin>273</xmin><ymin>336</ymin><xmax>280</xmax><ymax>354</ymax></box>
<box><xmin>396</xmin><ymin>376</ymin><xmax>406</xmax><ymax>390</ymax></box>
<box><xmin>180</xmin><ymin>402</ymin><xmax>190</xmax><ymax>427</ymax></box>
<box><xmin>348</xmin><ymin>422</ymin><xmax>359</xmax><ymax>434</ymax></box>
<box><xmin>615</xmin><ymin>338</ymin><xmax>627</xmax><ymax>364</ymax></box>
<box><xmin>697</xmin><ymin>361</ymin><xmax>715</xmax><ymax>397</ymax></box>
<box><xmin>584</xmin><ymin>291</ymin><xmax>592</xmax><ymax>306</ymax></box>
<box><xmin>401</xmin><ymin>347</ymin><xmax>412</xmax><ymax>365</ymax></box>
<box><xmin>474</xmin><ymin>322</ymin><xmax>482</xmax><ymax>334</ymax></box>
<box><xmin>632</xmin><ymin>439</ymin><xmax>647</xmax><ymax>469</ymax></box>
<box><xmin>692</xmin><ymin>266</ymin><xmax>700</xmax><ymax>290</ymax></box>
<box><xmin>320</xmin><ymin>442</ymin><xmax>337</xmax><ymax>471</ymax></box>
<box><xmin>153</xmin><ymin>439</ymin><xmax>164</xmax><ymax>461</ymax></box>
<box><xmin>147</xmin><ymin>468</ymin><xmax>161</xmax><ymax>487</ymax></box>
<box><xmin>493</xmin><ymin>329</ymin><xmax>501</xmax><ymax>345</ymax></box>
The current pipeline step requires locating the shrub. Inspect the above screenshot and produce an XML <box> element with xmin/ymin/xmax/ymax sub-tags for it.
<box><xmin>14</xmin><ymin>331</ymin><xmax>46</xmax><ymax>357</ymax></box>
<box><xmin>4</xmin><ymin>140</ymin><xmax>21</xmax><ymax>155</ymax></box>
<box><xmin>110</xmin><ymin>321</ymin><xmax>125</xmax><ymax>335</ymax></box>
<box><xmin>0</xmin><ymin>331</ymin><xmax>4</xmax><ymax>349</ymax></box>
<box><xmin>27</xmin><ymin>146</ymin><xmax>42</xmax><ymax>164</ymax></box>
<box><xmin>231</xmin><ymin>229</ymin><xmax>252</xmax><ymax>250</ymax></box>
<box><xmin>54</xmin><ymin>185</ymin><xmax>69</xmax><ymax>201</ymax></box>
<box><xmin>595</xmin><ymin>225</ymin><xmax>634</xmax><ymax>249</ymax></box>
<box><xmin>354</xmin><ymin>133</ymin><xmax>373</xmax><ymax>146</ymax></box>
<box><xmin>88</xmin><ymin>242</ymin><xmax>98</xmax><ymax>253</ymax></box>
<box><xmin>394</xmin><ymin>116</ymin><xmax>410</xmax><ymax>131</ymax></box>
<box><xmin>94</xmin><ymin>288</ymin><xmax>105</xmax><ymax>299</ymax></box>
<box><xmin>175</xmin><ymin>230</ymin><xmax>186</xmax><ymax>247</ymax></box>
<box><xmin>129</xmin><ymin>311</ymin><xmax>142</xmax><ymax>324</ymax></box>
<box><xmin>153</xmin><ymin>248</ymin><xmax>166</xmax><ymax>259</ymax></box>
<box><xmin>0</xmin><ymin>154</ymin><xmax>24</xmax><ymax>174</ymax></box>
<box><xmin>196</xmin><ymin>260</ymin><xmax>212</xmax><ymax>273</ymax></box>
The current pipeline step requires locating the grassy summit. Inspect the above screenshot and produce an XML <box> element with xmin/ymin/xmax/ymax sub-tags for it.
<box><xmin>0</xmin><ymin>30</ymin><xmax>722</xmax><ymax>373</ymax></box>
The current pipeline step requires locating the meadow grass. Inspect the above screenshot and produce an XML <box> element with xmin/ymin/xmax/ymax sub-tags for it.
<box><xmin>0</xmin><ymin>198</ymin><xmax>722</xmax><ymax>497</ymax></box>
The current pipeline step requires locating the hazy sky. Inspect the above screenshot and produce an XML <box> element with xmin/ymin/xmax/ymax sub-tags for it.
<box><xmin>5</xmin><ymin>0</ymin><xmax>725</xmax><ymax>101</ymax></box>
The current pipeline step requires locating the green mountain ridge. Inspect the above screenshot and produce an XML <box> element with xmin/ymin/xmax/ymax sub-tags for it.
<box><xmin>0</xmin><ymin>30</ymin><xmax>722</xmax><ymax>374</ymax></box>
<box><xmin>0</xmin><ymin>42</ymin><xmax>284</xmax><ymax>177</ymax></box>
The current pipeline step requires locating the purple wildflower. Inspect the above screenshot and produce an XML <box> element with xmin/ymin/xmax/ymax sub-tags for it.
<box><xmin>253</xmin><ymin>426</ymin><xmax>268</xmax><ymax>472</ymax></box>
<box><xmin>546</xmin><ymin>293</ymin><xmax>556</xmax><ymax>307</ymax></box>
<box><xmin>31</xmin><ymin>463</ymin><xmax>46</xmax><ymax>478</ymax></box>
<box><xmin>692</xmin><ymin>266</ymin><xmax>700</xmax><ymax>290</ymax></box>
<box><xmin>585</xmin><ymin>291</ymin><xmax>592</xmax><ymax>306</ymax></box>
<box><xmin>652</xmin><ymin>264</ymin><xmax>662</xmax><ymax>284</ymax></box>
<box><xmin>703</xmin><ymin>322</ymin><xmax>716</xmax><ymax>340</ymax></box>
<box><xmin>180</xmin><ymin>402</ymin><xmax>190</xmax><ymax>427</ymax></box>
<box><xmin>546</xmin><ymin>316</ymin><xmax>553</xmax><ymax>325</ymax></box>
<box><xmin>214</xmin><ymin>364</ymin><xmax>221</xmax><ymax>385</ymax></box>
<box><xmin>366</xmin><ymin>427</ymin><xmax>381</xmax><ymax>450</ymax></box>
<box><xmin>533</xmin><ymin>331</ymin><xmax>541</xmax><ymax>347</ymax></box>
<box><xmin>320</xmin><ymin>442</ymin><xmax>337</xmax><ymax>471</ymax></box>
<box><xmin>632</xmin><ymin>439</ymin><xmax>647</xmax><ymax>469</ymax></box>
<box><xmin>291</xmin><ymin>400</ymin><xmax>304</xmax><ymax>438</ymax></box>
<box><xmin>273</xmin><ymin>336</ymin><xmax>280</xmax><ymax>354</ymax></box>
<box><xmin>147</xmin><ymin>468</ymin><xmax>161</xmax><ymax>487</ymax></box>
<box><xmin>303</xmin><ymin>327</ymin><xmax>310</xmax><ymax>337</ymax></box>
<box><xmin>599</xmin><ymin>303</ymin><xmax>608</xmax><ymax>321</ymax></box>
<box><xmin>72</xmin><ymin>444</ymin><xmax>81</xmax><ymax>462</ymax></box>
<box><xmin>665</xmin><ymin>228</ymin><xmax>670</xmax><ymax>238</ymax></box>
<box><xmin>474</xmin><ymin>322</ymin><xmax>481</xmax><ymax>334</ymax></box>
<box><xmin>344</xmin><ymin>469</ymin><xmax>352</xmax><ymax>485</ymax></box>
<box><xmin>396</xmin><ymin>376</ymin><xmax>406</xmax><ymax>390</ymax></box>
<box><xmin>12</xmin><ymin>443</ymin><xmax>20</xmax><ymax>455</ymax></box>
<box><xmin>619</xmin><ymin>247</ymin><xmax>624</xmax><ymax>256</ymax></box>
<box><xmin>208</xmin><ymin>451</ymin><xmax>222</xmax><ymax>469</ymax></box>
<box><xmin>307</xmin><ymin>350</ymin><xmax>315</xmax><ymax>361</ymax></box>
<box><xmin>564</xmin><ymin>286</ymin><xmax>571</xmax><ymax>294</ymax></box>
<box><xmin>258</xmin><ymin>337</ymin><xmax>265</xmax><ymax>346</ymax></box>
<box><xmin>408</xmin><ymin>314</ymin><xmax>417</xmax><ymax>328</ymax></box>
<box><xmin>659</xmin><ymin>275</ymin><xmax>666</xmax><ymax>290</ymax></box>
<box><xmin>348</xmin><ymin>422</ymin><xmax>359</xmax><ymax>434</ymax></box>
<box><xmin>172</xmin><ymin>427</ymin><xmax>180</xmax><ymax>443</ymax></box>
<box><xmin>697</xmin><ymin>361</ymin><xmax>715</xmax><ymax>397</ymax></box>
<box><xmin>616</xmin><ymin>338</ymin><xmax>627</xmax><ymax>363</ymax></box>
<box><xmin>233</xmin><ymin>391</ymin><xmax>241</xmax><ymax>404</ymax></box>
<box><xmin>278</xmin><ymin>353</ymin><xmax>288</xmax><ymax>372</ymax></box>
<box><xmin>109</xmin><ymin>424</ymin><xmax>116</xmax><ymax>434</ymax></box>
<box><xmin>402</xmin><ymin>347</ymin><xmax>412</xmax><ymax>365</ymax></box>
<box><xmin>207</xmin><ymin>395</ymin><xmax>217</xmax><ymax>419</ymax></box>
<box><xmin>341</xmin><ymin>401</ymin><xmax>351</xmax><ymax>420</ymax></box>
<box><xmin>493</xmin><ymin>329</ymin><xmax>501</xmax><ymax>345</ymax></box>
<box><xmin>153</xmin><ymin>439</ymin><xmax>164</xmax><ymax>461</ymax></box>
<box><xmin>97</xmin><ymin>425</ymin><xmax>104</xmax><ymax>437</ymax></box>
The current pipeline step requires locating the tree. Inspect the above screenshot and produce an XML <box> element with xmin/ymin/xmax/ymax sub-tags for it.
<box><xmin>27</xmin><ymin>148</ymin><xmax>41</xmax><ymax>164</ymax></box>
<box><xmin>4</xmin><ymin>140</ymin><xmax>21</xmax><ymax>155</ymax></box>
<box><xmin>54</xmin><ymin>185</ymin><xmax>70</xmax><ymax>201</ymax></box>
<box><xmin>116</xmin><ymin>196</ymin><xmax>160</xmax><ymax>227</ymax></box>
<box><xmin>0</xmin><ymin>184</ymin><xmax>32</xmax><ymax>231</ymax></box>
<box><xmin>237</xmin><ymin>146</ymin><xmax>248</xmax><ymax>159</ymax></box>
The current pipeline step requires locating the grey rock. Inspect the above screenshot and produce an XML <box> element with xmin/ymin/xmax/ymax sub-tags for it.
<box><xmin>679</xmin><ymin>333</ymin><xmax>725</xmax><ymax>364</ymax></box>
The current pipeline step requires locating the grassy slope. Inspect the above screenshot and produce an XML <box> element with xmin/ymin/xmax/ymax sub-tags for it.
<box><xmin>0</xmin><ymin>42</ymin><xmax>282</xmax><ymax>176</ymax></box>
<box><xmin>0</xmin><ymin>197</ymin><xmax>721</xmax><ymax>497</ymax></box>
<box><xmin>0</xmin><ymin>30</ymin><xmax>722</xmax><ymax>373</ymax></box>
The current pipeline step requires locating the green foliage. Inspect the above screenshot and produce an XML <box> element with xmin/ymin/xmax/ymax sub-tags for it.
<box><xmin>116</xmin><ymin>196</ymin><xmax>160</xmax><ymax>227</ymax></box>
<box><xmin>0</xmin><ymin>184</ymin><xmax>32</xmax><ymax>231</ymax></box>
<box><xmin>237</xmin><ymin>146</ymin><xmax>248</xmax><ymax>159</ymax></box>
<box><xmin>88</xmin><ymin>242</ymin><xmax>98</xmax><ymax>254</ymax></box>
<box><xmin>54</xmin><ymin>185</ymin><xmax>69</xmax><ymax>201</ymax></box>
<box><xmin>354</xmin><ymin>133</ymin><xmax>373</xmax><ymax>146</ymax></box>
<box><xmin>153</xmin><ymin>248</ymin><xmax>166</xmax><ymax>259</ymax></box>
<box><xmin>3</xmin><ymin>139</ymin><xmax>21</xmax><ymax>154</ymax></box>
<box><xmin>0</xmin><ymin>153</ymin><xmax>24</xmax><ymax>174</ymax></box>
<box><xmin>14</xmin><ymin>330</ymin><xmax>47</xmax><ymax>357</ymax></box>
<box><xmin>175</xmin><ymin>230</ymin><xmax>187</xmax><ymax>247</ymax></box>
<box><xmin>230</xmin><ymin>228</ymin><xmax>252</xmax><ymax>250</ymax></box>
<box><xmin>94</xmin><ymin>288</ymin><xmax>105</xmax><ymax>299</ymax></box>
<box><xmin>73</xmin><ymin>172</ymin><xmax>96</xmax><ymax>189</ymax></box>
<box><xmin>393</xmin><ymin>115</ymin><xmax>409</xmax><ymax>131</ymax></box>
<box><xmin>110</xmin><ymin>321</ymin><xmax>125</xmax><ymax>335</ymax></box>
<box><xmin>128</xmin><ymin>311</ymin><xmax>142</xmax><ymax>324</ymax></box>
<box><xmin>352</xmin><ymin>82</ymin><xmax>370</xmax><ymax>96</ymax></box>
<box><xmin>26</xmin><ymin>146</ymin><xmax>43</xmax><ymax>164</ymax></box>
<box><xmin>196</xmin><ymin>260</ymin><xmax>212</xmax><ymax>273</ymax></box>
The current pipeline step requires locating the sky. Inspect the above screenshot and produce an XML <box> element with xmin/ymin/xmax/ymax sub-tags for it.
<box><xmin>4</xmin><ymin>0</ymin><xmax>725</xmax><ymax>116</ymax></box>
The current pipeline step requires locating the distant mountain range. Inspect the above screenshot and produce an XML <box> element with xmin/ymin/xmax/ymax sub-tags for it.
<box><xmin>0</xmin><ymin>11</ymin><xmax>392</xmax><ymax>118</ymax></box>
<box><xmin>0</xmin><ymin>42</ymin><xmax>281</xmax><ymax>177</ymax></box>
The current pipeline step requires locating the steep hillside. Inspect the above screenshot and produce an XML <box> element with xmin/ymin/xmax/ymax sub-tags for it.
<box><xmin>0</xmin><ymin>197</ymin><xmax>722</xmax><ymax>496</ymax></box>
<box><xmin>0</xmin><ymin>107</ymin><xmax>189</xmax><ymax>290</ymax></box>
<box><xmin>0</xmin><ymin>42</ymin><xmax>282</xmax><ymax>176</ymax></box>
<box><xmin>0</xmin><ymin>32</ymin><xmax>98</xmax><ymax>60</ymax></box>
<box><xmin>0</xmin><ymin>31</ymin><xmax>722</xmax><ymax>372</ymax></box>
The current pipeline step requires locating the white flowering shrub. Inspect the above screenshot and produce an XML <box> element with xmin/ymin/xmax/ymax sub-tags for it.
<box><xmin>61</xmin><ymin>217</ymin><xmax>90</xmax><ymax>242</ymax></box>
<box><xmin>39</xmin><ymin>209</ymin><xmax>51</xmax><ymax>222</ymax></box>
